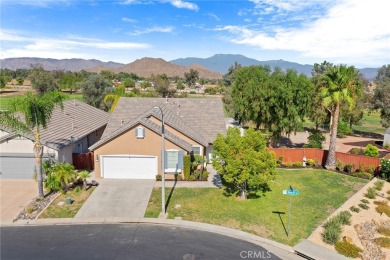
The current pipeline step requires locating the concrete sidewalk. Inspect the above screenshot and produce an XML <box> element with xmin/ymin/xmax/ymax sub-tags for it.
<box><xmin>9</xmin><ymin>217</ymin><xmax>303</xmax><ymax>260</ymax></box>
<box><xmin>154</xmin><ymin>164</ymin><xmax>222</xmax><ymax>188</ymax></box>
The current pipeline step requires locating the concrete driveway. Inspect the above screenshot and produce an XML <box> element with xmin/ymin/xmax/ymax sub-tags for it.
<box><xmin>75</xmin><ymin>179</ymin><xmax>155</xmax><ymax>219</ymax></box>
<box><xmin>0</xmin><ymin>180</ymin><xmax>37</xmax><ymax>224</ymax></box>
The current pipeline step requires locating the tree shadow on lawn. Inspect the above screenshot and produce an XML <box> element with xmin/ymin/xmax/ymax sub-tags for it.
<box><xmin>221</xmin><ymin>181</ymin><xmax>272</xmax><ymax>199</ymax></box>
<box><xmin>272</xmin><ymin>211</ymin><xmax>288</xmax><ymax>237</ymax></box>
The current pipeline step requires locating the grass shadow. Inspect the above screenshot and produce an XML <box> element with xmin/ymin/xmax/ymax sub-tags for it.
<box><xmin>272</xmin><ymin>211</ymin><xmax>288</xmax><ymax>236</ymax></box>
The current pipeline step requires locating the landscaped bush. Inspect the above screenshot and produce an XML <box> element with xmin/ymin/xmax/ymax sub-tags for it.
<box><xmin>294</xmin><ymin>161</ymin><xmax>303</xmax><ymax>167</ymax></box>
<box><xmin>336</xmin><ymin>211</ymin><xmax>352</xmax><ymax>225</ymax></box>
<box><xmin>322</xmin><ymin>221</ymin><xmax>341</xmax><ymax>245</ymax></box>
<box><xmin>44</xmin><ymin>162</ymin><xmax>78</xmax><ymax>193</ymax></box>
<box><xmin>285</xmin><ymin>162</ymin><xmax>293</xmax><ymax>167</ymax></box>
<box><xmin>344</xmin><ymin>163</ymin><xmax>355</xmax><ymax>174</ymax></box>
<box><xmin>352</xmin><ymin>172</ymin><xmax>372</xmax><ymax>180</ymax></box>
<box><xmin>375</xmin><ymin>237</ymin><xmax>390</xmax><ymax>248</ymax></box>
<box><xmin>358</xmin><ymin>203</ymin><xmax>369</xmax><ymax>210</ymax></box>
<box><xmin>350</xmin><ymin>206</ymin><xmax>360</xmax><ymax>213</ymax></box>
<box><xmin>378</xmin><ymin>226</ymin><xmax>390</xmax><ymax>236</ymax></box>
<box><xmin>183</xmin><ymin>155</ymin><xmax>191</xmax><ymax>180</ymax></box>
<box><xmin>335</xmin><ymin>241</ymin><xmax>363</xmax><ymax>258</ymax></box>
<box><xmin>365</xmin><ymin>187</ymin><xmax>377</xmax><ymax>199</ymax></box>
<box><xmin>374</xmin><ymin>200</ymin><xmax>388</xmax><ymax>206</ymax></box>
<box><xmin>276</xmin><ymin>156</ymin><xmax>284</xmax><ymax>165</ymax></box>
<box><xmin>306</xmin><ymin>159</ymin><xmax>316</xmax><ymax>166</ymax></box>
<box><xmin>304</xmin><ymin>130</ymin><xmax>325</xmax><ymax>148</ymax></box>
<box><xmin>155</xmin><ymin>175</ymin><xmax>162</xmax><ymax>181</ymax></box>
<box><xmin>374</xmin><ymin>180</ymin><xmax>385</xmax><ymax>191</ymax></box>
<box><xmin>336</xmin><ymin>160</ymin><xmax>344</xmax><ymax>171</ymax></box>
<box><xmin>359</xmin><ymin>165</ymin><xmax>375</xmax><ymax>175</ymax></box>
<box><xmin>337</xmin><ymin>121</ymin><xmax>352</xmax><ymax>138</ymax></box>
<box><xmin>360</xmin><ymin>199</ymin><xmax>369</xmax><ymax>204</ymax></box>
<box><xmin>350</xmin><ymin>148</ymin><xmax>362</xmax><ymax>155</ymax></box>
<box><xmin>376</xmin><ymin>204</ymin><xmax>390</xmax><ymax>217</ymax></box>
<box><xmin>381</xmin><ymin>159</ymin><xmax>390</xmax><ymax>181</ymax></box>
<box><xmin>364</xmin><ymin>144</ymin><xmax>380</xmax><ymax>157</ymax></box>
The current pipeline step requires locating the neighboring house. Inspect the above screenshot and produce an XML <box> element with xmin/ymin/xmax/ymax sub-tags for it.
<box><xmin>0</xmin><ymin>100</ymin><xmax>110</xmax><ymax>179</ymax></box>
<box><xmin>89</xmin><ymin>97</ymin><xmax>226</xmax><ymax>180</ymax></box>
<box><xmin>385</xmin><ymin>128</ymin><xmax>390</xmax><ymax>146</ymax></box>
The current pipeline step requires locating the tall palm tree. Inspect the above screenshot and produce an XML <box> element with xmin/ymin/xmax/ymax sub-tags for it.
<box><xmin>0</xmin><ymin>91</ymin><xmax>64</xmax><ymax>198</ymax></box>
<box><xmin>321</xmin><ymin>65</ymin><xmax>362</xmax><ymax>170</ymax></box>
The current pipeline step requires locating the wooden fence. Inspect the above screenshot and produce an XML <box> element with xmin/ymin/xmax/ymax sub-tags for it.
<box><xmin>72</xmin><ymin>152</ymin><xmax>94</xmax><ymax>170</ymax></box>
<box><xmin>269</xmin><ymin>148</ymin><xmax>381</xmax><ymax>169</ymax></box>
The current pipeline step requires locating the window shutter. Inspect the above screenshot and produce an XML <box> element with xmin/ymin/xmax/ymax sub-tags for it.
<box><xmin>142</xmin><ymin>128</ymin><xmax>145</xmax><ymax>137</ymax></box>
<box><xmin>178</xmin><ymin>150</ymin><xmax>184</xmax><ymax>169</ymax></box>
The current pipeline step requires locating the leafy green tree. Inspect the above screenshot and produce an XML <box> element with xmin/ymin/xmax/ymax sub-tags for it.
<box><xmin>304</xmin><ymin>129</ymin><xmax>325</xmax><ymax>148</ymax></box>
<box><xmin>0</xmin><ymin>74</ymin><xmax>8</xmax><ymax>90</ymax></box>
<box><xmin>152</xmin><ymin>74</ymin><xmax>176</xmax><ymax>97</ymax></box>
<box><xmin>176</xmin><ymin>80</ymin><xmax>185</xmax><ymax>90</ymax></box>
<box><xmin>223</xmin><ymin>62</ymin><xmax>242</xmax><ymax>87</ymax></box>
<box><xmin>79</xmin><ymin>74</ymin><xmax>113</xmax><ymax>110</ymax></box>
<box><xmin>123</xmin><ymin>77</ymin><xmax>135</xmax><ymax>89</ymax></box>
<box><xmin>16</xmin><ymin>77</ymin><xmax>24</xmax><ymax>85</ymax></box>
<box><xmin>28</xmin><ymin>66</ymin><xmax>58</xmax><ymax>94</ymax></box>
<box><xmin>232</xmin><ymin>66</ymin><xmax>313</xmax><ymax>141</ymax></box>
<box><xmin>372</xmin><ymin>65</ymin><xmax>390</xmax><ymax>127</ymax></box>
<box><xmin>184</xmin><ymin>69</ymin><xmax>199</xmax><ymax>87</ymax></box>
<box><xmin>99</xmin><ymin>70</ymin><xmax>116</xmax><ymax>81</ymax></box>
<box><xmin>212</xmin><ymin>127</ymin><xmax>276</xmax><ymax>199</ymax></box>
<box><xmin>0</xmin><ymin>92</ymin><xmax>64</xmax><ymax>198</ymax></box>
<box><xmin>321</xmin><ymin>65</ymin><xmax>363</xmax><ymax>169</ymax></box>
<box><xmin>140</xmin><ymin>80</ymin><xmax>152</xmax><ymax>90</ymax></box>
<box><xmin>58</xmin><ymin>73</ymin><xmax>82</xmax><ymax>94</ymax></box>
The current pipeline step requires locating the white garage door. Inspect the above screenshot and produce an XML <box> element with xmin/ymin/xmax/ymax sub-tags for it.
<box><xmin>102</xmin><ymin>155</ymin><xmax>157</xmax><ymax>179</ymax></box>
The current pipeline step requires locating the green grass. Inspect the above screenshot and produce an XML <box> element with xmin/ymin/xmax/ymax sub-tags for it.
<box><xmin>0</xmin><ymin>93</ymin><xmax>84</xmax><ymax>110</ymax></box>
<box><xmin>145</xmin><ymin>169</ymin><xmax>367</xmax><ymax>246</ymax></box>
<box><xmin>39</xmin><ymin>186</ymin><xmax>95</xmax><ymax>218</ymax></box>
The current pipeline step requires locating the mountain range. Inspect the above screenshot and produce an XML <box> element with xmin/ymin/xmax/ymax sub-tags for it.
<box><xmin>0</xmin><ymin>54</ymin><xmax>380</xmax><ymax>80</ymax></box>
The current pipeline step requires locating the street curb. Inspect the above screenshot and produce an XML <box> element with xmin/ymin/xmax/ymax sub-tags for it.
<box><xmin>4</xmin><ymin>217</ymin><xmax>300</xmax><ymax>259</ymax></box>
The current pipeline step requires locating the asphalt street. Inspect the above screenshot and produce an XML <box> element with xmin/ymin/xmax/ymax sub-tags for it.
<box><xmin>1</xmin><ymin>223</ymin><xmax>280</xmax><ymax>260</ymax></box>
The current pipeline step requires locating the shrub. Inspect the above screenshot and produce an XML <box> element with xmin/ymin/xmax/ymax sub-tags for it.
<box><xmin>323</xmin><ymin>217</ymin><xmax>341</xmax><ymax>229</ymax></box>
<box><xmin>378</xmin><ymin>226</ymin><xmax>390</xmax><ymax>236</ymax></box>
<box><xmin>350</xmin><ymin>206</ymin><xmax>360</xmax><ymax>213</ymax></box>
<box><xmin>375</xmin><ymin>237</ymin><xmax>390</xmax><ymax>248</ymax></box>
<box><xmin>352</xmin><ymin>172</ymin><xmax>372</xmax><ymax>180</ymax></box>
<box><xmin>374</xmin><ymin>200</ymin><xmax>388</xmax><ymax>206</ymax></box>
<box><xmin>374</xmin><ymin>180</ymin><xmax>385</xmax><ymax>191</ymax></box>
<box><xmin>364</xmin><ymin>187</ymin><xmax>377</xmax><ymax>199</ymax></box>
<box><xmin>358</xmin><ymin>203</ymin><xmax>369</xmax><ymax>210</ymax></box>
<box><xmin>189</xmin><ymin>90</ymin><xmax>197</xmax><ymax>94</ymax></box>
<box><xmin>360</xmin><ymin>199</ymin><xmax>369</xmax><ymax>204</ymax></box>
<box><xmin>285</xmin><ymin>162</ymin><xmax>293</xmax><ymax>167</ymax></box>
<box><xmin>304</xmin><ymin>130</ymin><xmax>325</xmax><ymax>148</ymax></box>
<box><xmin>294</xmin><ymin>161</ymin><xmax>302</xmax><ymax>167</ymax></box>
<box><xmin>44</xmin><ymin>162</ymin><xmax>78</xmax><ymax>193</ymax></box>
<box><xmin>381</xmin><ymin>159</ymin><xmax>390</xmax><ymax>181</ymax></box>
<box><xmin>183</xmin><ymin>155</ymin><xmax>191</xmax><ymax>180</ymax></box>
<box><xmin>364</xmin><ymin>144</ymin><xmax>380</xmax><ymax>157</ymax></box>
<box><xmin>276</xmin><ymin>156</ymin><xmax>284</xmax><ymax>165</ymax></box>
<box><xmin>336</xmin><ymin>160</ymin><xmax>344</xmax><ymax>171</ymax></box>
<box><xmin>344</xmin><ymin>163</ymin><xmax>355</xmax><ymax>174</ymax></box>
<box><xmin>337</xmin><ymin>121</ymin><xmax>352</xmax><ymax>138</ymax></box>
<box><xmin>376</xmin><ymin>204</ymin><xmax>390</xmax><ymax>217</ymax></box>
<box><xmin>350</xmin><ymin>148</ymin><xmax>362</xmax><ymax>155</ymax></box>
<box><xmin>360</xmin><ymin>165</ymin><xmax>375</xmax><ymax>174</ymax></box>
<box><xmin>155</xmin><ymin>175</ymin><xmax>162</xmax><ymax>181</ymax></box>
<box><xmin>202</xmin><ymin>170</ymin><xmax>209</xmax><ymax>180</ymax></box>
<box><xmin>336</xmin><ymin>211</ymin><xmax>352</xmax><ymax>226</ymax></box>
<box><xmin>335</xmin><ymin>241</ymin><xmax>363</xmax><ymax>258</ymax></box>
<box><xmin>26</xmin><ymin>205</ymin><xmax>34</xmax><ymax>214</ymax></box>
<box><xmin>306</xmin><ymin>159</ymin><xmax>316</xmax><ymax>166</ymax></box>
<box><xmin>322</xmin><ymin>223</ymin><xmax>341</xmax><ymax>245</ymax></box>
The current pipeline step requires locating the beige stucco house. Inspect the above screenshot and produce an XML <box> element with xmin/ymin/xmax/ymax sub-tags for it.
<box><xmin>89</xmin><ymin>97</ymin><xmax>226</xmax><ymax>179</ymax></box>
<box><xmin>0</xmin><ymin>100</ymin><xmax>109</xmax><ymax>179</ymax></box>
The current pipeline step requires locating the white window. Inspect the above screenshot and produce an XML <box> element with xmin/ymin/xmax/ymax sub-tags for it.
<box><xmin>192</xmin><ymin>146</ymin><xmax>202</xmax><ymax>155</ymax></box>
<box><xmin>164</xmin><ymin>150</ymin><xmax>184</xmax><ymax>173</ymax></box>
<box><xmin>135</xmin><ymin>127</ymin><xmax>145</xmax><ymax>138</ymax></box>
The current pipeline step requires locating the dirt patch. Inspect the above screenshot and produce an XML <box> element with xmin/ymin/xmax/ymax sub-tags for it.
<box><xmin>242</xmin><ymin>223</ymin><xmax>274</xmax><ymax>238</ymax></box>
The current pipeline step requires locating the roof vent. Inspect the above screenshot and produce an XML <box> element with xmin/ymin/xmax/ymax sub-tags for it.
<box><xmin>121</xmin><ymin>120</ymin><xmax>125</xmax><ymax>126</ymax></box>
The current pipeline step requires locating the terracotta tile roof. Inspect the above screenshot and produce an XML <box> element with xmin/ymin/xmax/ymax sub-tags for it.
<box><xmin>1</xmin><ymin>100</ymin><xmax>110</xmax><ymax>151</ymax></box>
<box><xmin>102</xmin><ymin>97</ymin><xmax>226</xmax><ymax>144</ymax></box>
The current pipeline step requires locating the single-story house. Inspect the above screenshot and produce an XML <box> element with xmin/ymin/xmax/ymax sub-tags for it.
<box><xmin>0</xmin><ymin>100</ymin><xmax>110</xmax><ymax>179</ymax></box>
<box><xmin>384</xmin><ymin>128</ymin><xmax>390</xmax><ymax>147</ymax></box>
<box><xmin>89</xmin><ymin>97</ymin><xmax>226</xmax><ymax>179</ymax></box>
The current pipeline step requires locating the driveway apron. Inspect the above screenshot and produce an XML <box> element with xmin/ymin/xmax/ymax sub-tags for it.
<box><xmin>75</xmin><ymin>179</ymin><xmax>155</xmax><ymax>219</ymax></box>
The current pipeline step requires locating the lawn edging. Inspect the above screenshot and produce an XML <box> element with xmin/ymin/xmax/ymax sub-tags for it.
<box><xmin>307</xmin><ymin>177</ymin><xmax>378</xmax><ymax>242</ymax></box>
<box><xmin>8</xmin><ymin>217</ymin><xmax>299</xmax><ymax>259</ymax></box>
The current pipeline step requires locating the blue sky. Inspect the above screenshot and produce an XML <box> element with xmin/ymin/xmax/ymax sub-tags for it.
<box><xmin>1</xmin><ymin>0</ymin><xmax>389</xmax><ymax>68</ymax></box>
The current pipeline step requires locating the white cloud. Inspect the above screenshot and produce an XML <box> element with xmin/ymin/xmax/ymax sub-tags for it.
<box><xmin>0</xmin><ymin>30</ymin><xmax>150</xmax><ymax>60</ymax></box>
<box><xmin>205</xmin><ymin>12</ymin><xmax>220</xmax><ymax>21</ymax></box>
<box><xmin>128</xmin><ymin>26</ymin><xmax>174</xmax><ymax>36</ymax></box>
<box><xmin>122</xmin><ymin>17</ymin><xmax>137</xmax><ymax>23</ymax></box>
<box><xmin>1</xmin><ymin>0</ymin><xmax>74</xmax><ymax>7</ymax></box>
<box><xmin>215</xmin><ymin>0</ymin><xmax>390</xmax><ymax>66</ymax></box>
<box><xmin>168</xmin><ymin>0</ymin><xmax>198</xmax><ymax>11</ymax></box>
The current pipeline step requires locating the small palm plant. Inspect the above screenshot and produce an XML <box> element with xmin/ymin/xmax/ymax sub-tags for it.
<box><xmin>78</xmin><ymin>170</ymin><xmax>90</xmax><ymax>190</ymax></box>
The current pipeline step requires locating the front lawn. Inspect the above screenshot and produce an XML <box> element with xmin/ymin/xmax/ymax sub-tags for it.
<box><xmin>145</xmin><ymin>169</ymin><xmax>367</xmax><ymax>246</ymax></box>
<box><xmin>39</xmin><ymin>186</ymin><xmax>95</xmax><ymax>218</ymax></box>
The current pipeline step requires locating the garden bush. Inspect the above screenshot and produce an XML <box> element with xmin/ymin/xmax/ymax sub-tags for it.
<box><xmin>376</xmin><ymin>204</ymin><xmax>390</xmax><ymax>217</ymax></box>
<box><xmin>344</xmin><ymin>163</ymin><xmax>355</xmax><ymax>174</ymax></box>
<box><xmin>358</xmin><ymin>203</ymin><xmax>369</xmax><ymax>210</ymax></box>
<box><xmin>336</xmin><ymin>211</ymin><xmax>352</xmax><ymax>225</ymax></box>
<box><xmin>44</xmin><ymin>162</ymin><xmax>78</xmax><ymax>193</ymax></box>
<box><xmin>378</xmin><ymin>226</ymin><xmax>390</xmax><ymax>236</ymax></box>
<box><xmin>350</xmin><ymin>206</ymin><xmax>360</xmax><ymax>213</ymax></box>
<box><xmin>335</xmin><ymin>241</ymin><xmax>363</xmax><ymax>258</ymax></box>
<box><xmin>364</xmin><ymin>144</ymin><xmax>380</xmax><ymax>157</ymax></box>
<box><xmin>360</xmin><ymin>199</ymin><xmax>369</xmax><ymax>204</ymax></box>
<box><xmin>352</xmin><ymin>172</ymin><xmax>372</xmax><ymax>180</ymax></box>
<box><xmin>183</xmin><ymin>155</ymin><xmax>191</xmax><ymax>180</ymax></box>
<box><xmin>155</xmin><ymin>175</ymin><xmax>162</xmax><ymax>181</ymax></box>
<box><xmin>364</xmin><ymin>187</ymin><xmax>377</xmax><ymax>199</ymax></box>
<box><xmin>306</xmin><ymin>159</ymin><xmax>316</xmax><ymax>166</ymax></box>
<box><xmin>374</xmin><ymin>200</ymin><xmax>388</xmax><ymax>206</ymax></box>
<box><xmin>350</xmin><ymin>148</ymin><xmax>362</xmax><ymax>155</ymax></box>
<box><xmin>337</xmin><ymin>121</ymin><xmax>352</xmax><ymax>138</ymax></box>
<box><xmin>375</xmin><ymin>237</ymin><xmax>390</xmax><ymax>248</ymax></box>
<box><xmin>374</xmin><ymin>180</ymin><xmax>385</xmax><ymax>191</ymax></box>
<box><xmin>336</xmin><ymin>160</ymin><xmax>344</xmax><ymax>171</ymax></box>
<box><xmin>294</xmin><ymin>161</ymin><xmax>302</xmax><ymax>167</ymax></box>
<box><xmin>276</xmin><ymin>156</ymin><xmax>284</xmax><ymax>165</ymax></box>
<box><xmin>285</xmin><ymin>162</ymin><xmax>293</xmax><ymax>167</ymax></box>
<box><xmin>359</xmin><ymin>165</ymin><xmax>375</xmax><ymax>175</ymax></box>
<box><xmin>381</xmin><ymin>159</ymin><xmax>390</xmax><ymax>181</ymax></box>
<box><xmin>322</xmin><ymin>222</ymin><xmax>341</xmax><ymax>245</ymax></box>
